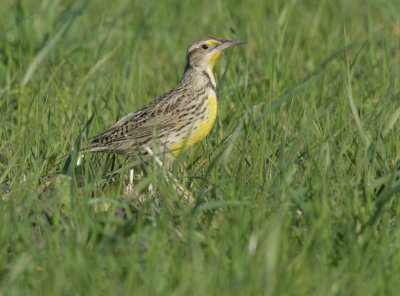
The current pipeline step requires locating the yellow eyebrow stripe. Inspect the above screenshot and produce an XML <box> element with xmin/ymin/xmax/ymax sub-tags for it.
<box><xmin>206</xmin><ymin>40</ymin><xmax>221</xmax><ymax>45</ymax></box>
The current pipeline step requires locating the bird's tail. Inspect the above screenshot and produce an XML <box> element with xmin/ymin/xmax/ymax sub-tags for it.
<box><xmin>44</xmin><ymin>143</ymin><xmax>100</xmax><ymax>176</ymax></box>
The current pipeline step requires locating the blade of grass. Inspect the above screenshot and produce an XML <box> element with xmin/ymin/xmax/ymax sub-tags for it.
<box><xmin>21</xmin><ymin>17</ymin><xmax>74</xmax><ymax>86</ymax></box>
<box><xmin>344</xmin><ymin>29</ymin><xmax>370</xmax><ymax>148</ymax></box>
<box><xmin>382</xmin><ymin>105</ymin><xmax>400</xmax><ymax>137</ymax></box>
<box><xmin>75</xmin><ymin>45</ymin><xmax>120</xmax><ymax>95</ymax></box>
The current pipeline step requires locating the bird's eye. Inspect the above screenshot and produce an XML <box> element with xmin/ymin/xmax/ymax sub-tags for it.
<box><xmin>201</xmin><ymin>44</ymin><xmax>209</xmax><ymax>50</ymax></box>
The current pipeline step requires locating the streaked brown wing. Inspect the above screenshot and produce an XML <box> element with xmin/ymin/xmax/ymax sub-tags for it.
<box><xmin>89</xmin><ymin>88</ymin><xmax>186</xmax><ymax>146</ymax></box>
<box><xmin>89</xmin><ymin>113</ymin><xmax>179</xmax><ymax>146</ymax></box>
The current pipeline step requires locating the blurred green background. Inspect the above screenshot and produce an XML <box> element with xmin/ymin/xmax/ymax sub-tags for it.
<box><xmin>1</xmin><ymin>0</ymin><xmax>400</xmax><ymax>295</ymax></box>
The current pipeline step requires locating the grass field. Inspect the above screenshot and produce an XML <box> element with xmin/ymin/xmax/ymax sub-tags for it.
<box><xmin>1</xmin><ymin>0</ymin><xmax>400</xmax><ymax>294</ymax></box>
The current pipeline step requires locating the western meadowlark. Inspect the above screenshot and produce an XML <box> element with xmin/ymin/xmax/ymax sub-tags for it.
<box><xmin>78</xmin><ymin>37</ymin><xmax>246</xmax><ymax>161</ymax></box>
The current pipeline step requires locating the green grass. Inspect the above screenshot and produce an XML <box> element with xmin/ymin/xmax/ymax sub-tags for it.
<box><xmin>1</xmin><ymin>0</ymin><xmax>400</xmax><ymax>294</ymax></box>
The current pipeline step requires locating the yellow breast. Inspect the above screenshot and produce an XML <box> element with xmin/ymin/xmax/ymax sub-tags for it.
<box><xmin>169</xmin><ymin>95</ymin><xmax>218</xmax><ymax>155</ymax></box>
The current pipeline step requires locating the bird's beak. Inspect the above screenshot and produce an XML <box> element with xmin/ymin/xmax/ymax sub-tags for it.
<box><xmin>217</xmin><ymin>39</ymin><xmax>247</xmax><ymax>51</ymax></box>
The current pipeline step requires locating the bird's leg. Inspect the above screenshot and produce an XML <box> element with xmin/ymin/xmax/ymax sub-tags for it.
<box><xmin>76</xmin><ymin>154</ymin><xmax>84</xmax><ymax>166</ymax></box>
<box><xmin>148</xmin><ymin>182</ymin><xmax>154</xmax><ymax>197</ymax></box>
<box><xmin>130</xmin><ymin>169</ymin><xmax>134</xmax><ymax>185</ymax></box>
<box><xmin>144</xmin><ymin>146</ymin><xmax>194</xmax><ymax>204</ymax></box>
<box><xmin>125</xmin><ymin>168</ymin><xmax>134</xmax><ymax>195</ymax></box>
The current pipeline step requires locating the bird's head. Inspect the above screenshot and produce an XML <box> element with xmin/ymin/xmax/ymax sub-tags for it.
<box><xmin>184</xmin><ymin>37</ymin><xmax>246</xmax><ymax>72</ymax></box>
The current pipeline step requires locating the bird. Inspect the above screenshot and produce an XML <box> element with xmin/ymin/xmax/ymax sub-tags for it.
<box><xmin>76</xmin><ymin>37</ymin><xmax>246</xmax><ymax>163</ymax></box>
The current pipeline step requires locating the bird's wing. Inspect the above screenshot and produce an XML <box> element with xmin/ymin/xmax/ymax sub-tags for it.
<box><xmin>89</xmin><ymin>109</ymin><xmax>179</xmax><ymax>145</ymax></box>
<box><xmin>89</xmin><ymin>88</ymin><xmax>188</xmax><ymax>145</ymax></box>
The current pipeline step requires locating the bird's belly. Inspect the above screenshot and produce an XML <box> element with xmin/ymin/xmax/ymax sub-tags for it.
<box><xmin>168</xmin><ymin>95</ymin><xmax>218</xmax><ymax>155</ymax></box>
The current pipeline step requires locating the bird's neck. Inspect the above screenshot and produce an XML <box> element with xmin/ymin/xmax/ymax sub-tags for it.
<box><xmin>181</xmin><ymin>66</ymin><xmax>217</xmax><ymax>89</ymax></box>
